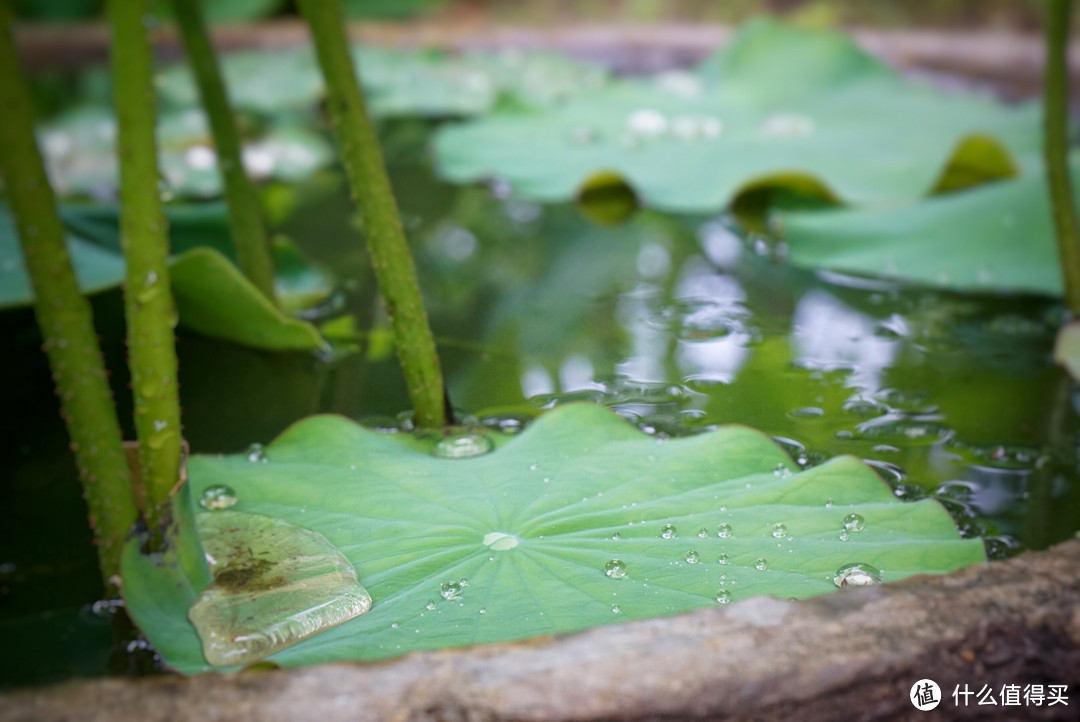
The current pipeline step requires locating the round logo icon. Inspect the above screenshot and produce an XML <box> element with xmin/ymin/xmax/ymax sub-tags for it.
<box><xmin>910</xmin><ymin>679</ymin><xmax>942</xmax><ymax>711</ymax></box>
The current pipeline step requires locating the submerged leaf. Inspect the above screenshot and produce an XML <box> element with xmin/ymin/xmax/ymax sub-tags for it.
<box><xmin>779</xmin><ymin>155</ymin><xmax>1080</xmax><ymax>296</ymax></box>
<box><xmin>433</xmin><ymin>19</ymin><xmax>1038</xmax><ymax>212</ymax></box>
<box><xmin>123</xmin><ymin>403</ymin><xmax>984</xmax><ymax>674</ymax></box>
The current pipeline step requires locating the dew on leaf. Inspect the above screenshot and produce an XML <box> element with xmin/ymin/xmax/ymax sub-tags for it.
<box><xmin>659</xmin><ymin>523</ymin><xmax>677</xmax><ymax>539</ymax></box>
<box><xmin>432</xmin><ymin>432</ymin><xmax>494</xmax><ymax>459</ymax></box>
<box><xmin>440</xmin><ymin>581</ymin><xmax>464</xmax><ymax>600</ymax></box>
<box><xmin>833</xmin><ymin>563</ymin><xmax>883</xmax><ymax>588</ymax></box>
<box><xmin>842</xmin><ymin>513</ymin><xmax>866</xmax><ymax>532</ymax></box>
<box><xmin>199</xmin><ymin>484</ymin><xmax>238</xmax><ymax>510</ymax></box>
<box><xmin>604</xmin><ymin>559</ymin><xmax>627</xmax><ymax>578</ymax></box>
<box><xmin>716</xmin><ymin>523</ymin><xmax>733</xmax><ymax>538</ymax></box>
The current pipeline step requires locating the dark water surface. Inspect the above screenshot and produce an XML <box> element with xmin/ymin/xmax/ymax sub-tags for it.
<box><xmin>2</xmin><ymin>122</ymin><xmax>1078</xmax><ymax>687</ymax></box>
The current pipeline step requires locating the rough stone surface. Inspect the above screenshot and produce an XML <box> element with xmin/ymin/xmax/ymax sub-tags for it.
<box><xmin>3</xmin><ymin>539</ymin><xmax>1077</xmax><ymax>722</ymax></box>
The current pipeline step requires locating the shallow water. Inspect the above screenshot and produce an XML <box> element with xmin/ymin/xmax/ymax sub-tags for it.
<box><xmin>1</xmin><ymin>120</ymin><xmax>1077</xmax><ymax>687</ymax></box>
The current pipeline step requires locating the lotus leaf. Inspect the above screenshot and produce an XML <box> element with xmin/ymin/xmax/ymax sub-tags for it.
<box><xmin>122</xmin><ymin>403</ymin><xmax>984</xmax><ymax>674</ymax></box>
<box><xmin>778</xmin><ymin>156</ymin><xmax>1080</xmax><ymax>296</ymax></box>
<box><xmin>433</xmin><ymin>18</ymin><xmax>1040</xmax><ymax>212</ymax></box>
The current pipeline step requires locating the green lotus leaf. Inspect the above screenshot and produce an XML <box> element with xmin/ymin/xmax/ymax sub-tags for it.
<box><xmin>122</xmin><ymin>403</ymin><xmax>984</xmax><ymax>674</ymax></box>
<box><xmin>38</xmin><ymin>106</ymin><xmax>332</xmax><ymax>200</ymax></box>
<box><xmin>432</xmin><ymin>18</ymin><xmax>1039</xmax><ymax>212</ymax></box>
<box><xmin>0</xmin><ymin>206</ymin><xmax>125</xmax><ymax>309</ymax></box>
<box><xmin>155</xmin><ymin>45</ymin><xmax>608</xmax><ymax>119</ymax></box>
<box><xmin>170</xmin><ymin>247</ymin><xmax>325</xmax><ymax>351</ymax></box>
<box><xmin>778</xmin><ymin>155</ymin><xmax>1080</xmax><ymax>296</ymax></box>
<box><xmin>1055</xmin><ymin>321</ymin><xmax>1080</xmax><ymax>381</ymax></box>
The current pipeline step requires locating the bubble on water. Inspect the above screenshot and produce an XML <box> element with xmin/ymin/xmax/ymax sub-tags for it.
<box><xmin>440</xmin><ymin>581</ymin><xmax>463</xmax><ymax>600</ymax></box>
<box><xmin>199</xmin><ymin>484</ymin><xmax>238</xmax><ymax>510</ymax></box>
<box><xmin>842</xmin><ymin>514</ymin><xmax>866</xmax><ymax>533</ymax></box>
<box><xmin>971</xmin><ymin>444</ymin><xmax>1042</xmax><ymax>470</ymax></box>
<box><xmin>715</xmin><ymin>590</ymin><xmax>732</xmax><ymax>604</ymax></box>
<box><xmin>771</xmin><ymin>523</ymin><xmax>788</xmax><ymax>539</ymax></box>
<box><xmin>855</xmin><ymin>417</ymin><xmax>953</xmax><ymax>445</ymax></box>
<box><xmin>697</xmin><ymin>527</ymin><xmax>709</xmax><ymax>539</ymax></box>
<box><xmin>717</xmin><ymin>553</ymin><xmax>729</xmax><ymax>565</ymax></box>
<box><xmin>660</xmin><ymin>524</ymin><xmax>677</xmax><ymax>539</ymax></box>
<box><xmin>788</xmin><ymin>406</ymin><xmax>824</xmax><ymax>419</ymax></box>
<box><xmin>432</xmin><ymin>432</ymin><xmax>494</xmax><ymax>459</ymax></box>
<box><xmin>604</xmin><ymin>559</ymin><xmax>627</xmax><ymax>579</ymax></box>
<box><xmin>246</xmin><ymin>443</ymin><xmax>267</xmax><ymax>463</ymax></box>
<box><xmin>685</xmin><ymin>550</ymin><xmax>700</xmax><ymax>564</ymax></box>
<box><xmin>875</xmin><ymin>388</ymin><xmax>937</xmax><ymax>414</ymax></box>
<box><xmin>716</xmin><ymin>523</ymin><xmax>733</xmax><ymax>538</ymax></box>
<box><xmin>833</xmin><ymin>563</ymin><xmax>883</xmax><ymax>587</ymax></box>
<box><xmin>755</xmin><ymin>558</ymin><xmax>768</xmax><ymax>571</ymax></box>
<box><xmin>842</xmin><ymin>397</ymin><xmax>889</xmax><ymax>417</ymax></box>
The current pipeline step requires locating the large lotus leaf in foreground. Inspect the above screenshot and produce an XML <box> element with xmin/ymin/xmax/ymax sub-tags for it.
<box><xmin>433</xmin><ymin>19</ymin><xmax>1039</xmax><ymax>212</ymax></box>
<box><xmin>778</xmin><ymin>155</ymin><xmax>1080</xmax><ymax>297</ymax></box>
<box><xmin>122</xmin><ymin>404</ymin><xmax>985</xmax><ymax>674</ymax></box>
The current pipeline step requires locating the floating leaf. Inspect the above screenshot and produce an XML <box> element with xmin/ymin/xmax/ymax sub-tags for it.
<box><xmin>0</xmin><ymin>206</ymin><xmax>125</xmax><ymax>309</ymax></box>
<box><xmin>170</xmin><ymin>247</ymin><xmax>325</xmax><ymax>351</ymax></box>
<box><xmin>778</xmin><ymin>156</ymin><xmax>1079</xmax><ymax>296</ymax></box>
<box><xmin>155</xmin><ymin>45</ymin><xmax>608</xmax><ymax>119</ymax></box>
<box><xmin>433</xmin><ymin>19</ymin><xmax>1039</xmax><ymax>212</ymax></box>
<box><xmin>122</xmin><ymin>403</ymin><xmax>984</xmax><ymax>674</ymax></box>
<box><xmin>38</xmin><ymin>106</ymin><xmax>332</xmax><ymax>200</ymax></box>
<box><xmin>1054</xmin><ymin>321</ymin><xmax>1080</xmax><ymax>381</ymax></box>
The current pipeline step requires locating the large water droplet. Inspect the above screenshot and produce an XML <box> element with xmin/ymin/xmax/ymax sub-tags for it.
<box><xmin>432</xmin><ymin>432</ymin><xmax>494</xmax><ymax>459</ymax></box>
<box><xmin>716</xmin><ymin>523</ymin><xmax>733</xmax><ymax>538</ymax></box>
<box><xmin>715</xmin><ymin>590</ymin><xmax>731</xmax><ymax>604</ymax></box>
<box><xmin>483</xmin><ymin>531</ymin><xmax>519</xmax><ymax>551</ymax></box>
<box><xmin>188</xmin><ymin>511</ymin><xmax>371</xmax><ymax>667</ymax></box>
<box><xmin>246</xmin><ymin>443</ymin><xmax>267</xmax><ymax>463</ymax></box>
<box><xmin>754</xmin><ymin>558</ymin><xmax>768</xmax><ymax>571</ymax></box>
<box><xmin>697</xmin><ymin>527</ymin><xmax>709</xmax><ymax>539</ymax></box>
<box><xmin>771</xmin><ymin>523</ymin><xmax>788</xmax><ymax>539</ymax></box>
<box><xmin>659</xmin><ymin>524</ymin><xmax>677</xmax><ymax>539</ymax></box>
<box><xmin>199</xmin><ymin>484</ymin><xmax>238</xmax><ymax>510</ymax></box>
<box><xmin>842</xmin><ymin>514</ymin><xmax>866</xmax><ymax>532</ymax></box>
<box><xmin>440</xmin><ymin>581</ymin><xmax>463</xmax><ymax>600</ymax></box>
<box><xmin>833</xmin><ymin>563</ymin><xmax>883</xmax><ymax>588</ymax></box>
<box><xmin>685</xmin><ymin>550</ymin><xmax>700</xmax><ymax>564</ymax></box>
<box><xmin>604</xmin><ymin>559</ymin><xmax>627</xmax><ymax>578</ymax></box>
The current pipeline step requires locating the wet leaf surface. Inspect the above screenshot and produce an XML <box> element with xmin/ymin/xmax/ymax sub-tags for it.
<box><xmin>122</xmin><ymin>403</ymin><xmax>984</xmax><ymax>673</ymax></box>
<box><xmin>433</xmin><ymin>19</ymin><xmax>1039</xmax><ymax>212</ymax></box>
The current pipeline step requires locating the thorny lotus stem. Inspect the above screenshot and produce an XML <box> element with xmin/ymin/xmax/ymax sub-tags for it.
<box><xmin>297</xmin><ymin>0</ymin><xmax>448</xmax><ymax>428</ymax></box>
<box><xmin>107</xmin><ymin>0</ymin><xmax>183</xmax><ymax>529</ymax></box>
<box><xmin>0</xmin><ymin>0</ymin><xmax>136</xmax><ymax>592</ymax></box>
<box><xmin>1045</xmin><ymin>0</ymin><xmax>1080</xmax><ymax>315</ymax></box>
<box><xmin>169</xmin><ymin>0</ymin><xmax>277</xmax><ymax>303</ymax></box>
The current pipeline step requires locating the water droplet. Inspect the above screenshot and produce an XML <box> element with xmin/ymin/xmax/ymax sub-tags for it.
<box><xmin>199</xmin><ymin>484</ymin><xmax>238</xmax><ymax>510</ymax></box>
<box><xmin>483</xmin><ymin>531</ymin><xmax>519</xmax><ymax>551</ymax></box>
<box><xmin>839</xmin><ymin>531</ymin><xmax>851</xmax><ymax>542</ymax></box>
<box><xmin>697</xmin><ymin>527</ymin><xmax>709</xmax><ymax>539</ymax></box>
<box><xmin>440</xmin><ymin>581</ymin><xmax>463</xmax><ymax>600</ymax></box>
<box><xmin>611</xmin><ymin>532</ymin><xmax>621</xmax><ymax>541</ymax></box>
<box><xmin>604</xmin><ymin>559</ymin><xmax>627</xmax><ymax>578</ymax></box>
<box><xmin>824</xmin><ymin>498</ymin><xmax>834</xmax><ymax>508</ymax></box>
<box><xmin>759</xmin><ymin>113</ymin><xmax>815</xmax><ymax>138</ymax></box>
<box><xmin>390</xmin><ymin>622</ymin><xmax>399</xmax><ymax>629</ymax></box>
<box><xmin>773</xmin><ymin>463</ymin><xmax>793</xmax><ymax>478</ymax></box>
<box><xmin>771</xmin><ymin>523</ymin><xmax>788</xmax><ymax>539</ymax></box>
<box><xmin>717</xmin><ymin>554</ymin><xmax>729</xmax><ymax>565</ymax></box>
<box><xmin>625</xmin><ymin>108</ymin><xmax>668</xmax><ymax>137</ymax></box>
<box><xmin>611</xmin><ymin>604</ymin><xmax>622</xmax><ymax>614</ymax></box>
<box><xmin>754</xmin><ymin>558</ymin><xmax>768</xmax><ymax>571</ymax></box>
<box><xmin>478</xmin><ymin>607</ymin><xmax>487</xmax><ymax>615</ymax></box>
<box><xmin>788</xmin><ymin>406</ymin><xmax>824</xmax><ymax>419</ymax></box>
<box><xmin>246</xmin><ymin>443</ymin><xmax>267</xmax><ymax>463</ymax></box>
<box><xmin>842</xmin><ymin>514</ymin><xmax>866</xmax><ymax>532</ymax></box>
<box><xmin>716</xmin><ymin>523</ymin><xmax>733</xmax><ymax>538</ymax></box>
<box><xmin>715</xmin><ymin>590</ymin><xmax>731</xmax><ymax>604</ymax></box>
<box><xmin>685</xmin><ymin>550</ymin><xmax>700</xmax><ymax>564</ymax></box>
<box><xmin>659</xmin><ymin>524</ymin><xmax>677</xmax><ymax>539</ymax></box>
<box><xmin>432</xmin><ymin>432</ymin><xmax>494</xmax><ymax>459</ymax></box>
<box><xmin>188</xmin><ymin>511</ymin><xmax>371</xmax><ymax>667</ymax></box>
<box><xmin>425</xmin><ymin>601</ymin><xmax>436</xmax><ymax>611</ymax></box>
<box><xmin>833</xmin><ymin>563</ymin><xmax>883</xmax><ymax>588</ymax></box>
<box><xmin>458</xmin><ymin>577</ymin><xmax>469</xmax><ymax>588</ymax></box>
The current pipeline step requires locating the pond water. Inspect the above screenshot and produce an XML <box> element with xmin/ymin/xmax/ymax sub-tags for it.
<box><xmin>1</xmin><ymin>119</ymin><xmax>1078</xmax><ymax>687</ymax></box>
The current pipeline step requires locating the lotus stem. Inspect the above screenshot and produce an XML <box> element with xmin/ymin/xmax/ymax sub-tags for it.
<box><xmin>169</xmin><ymin>0</ymin><xmax>277</xmax><ymax>303</ymax></box>
<box><xmin>0</xmin><ymin>0</ymin><xmax>136</xmax><ymax>592</ymax></box>
<box><xmin>297</xmin><ymin>0</ymin><xmax>447</xmax><ymax>427</ymax></box>
<box><xmin>107</xmin><ymin>0</ymin><xmax>183</xmax><ymax>528</ymax></box>
<box><xmin>1046</xmin><ymin>0</ymin><xmax>1080</xmax><ymax>315</ymax></box>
